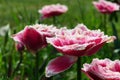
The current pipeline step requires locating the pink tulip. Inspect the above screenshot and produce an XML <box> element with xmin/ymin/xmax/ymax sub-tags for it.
<box><xmin>45</xmin><ymin>24</ymin><xmax>115</xmax><ymax>77</ymax></box>
<box><xmin>47</xmin><ymin>24</ymin><xmax>115</xmax><ymax>57</ymax></box>
<box><xmin>93</xmin><ymin>0</ymin><xmax>120</xmax><ymax>14</ymax></box>
<box><xmin>38</xmin><ymin>4</ymin><xmax>68</xmax><ymax>18</ymax></box>
<box><xmin>12</xmin><ymin>24</ymin><xmax>57</xmax><ymax>53</ymax></box>
<box><xmin>82</xmin><ymin>58</ymin><xmax>120</xmax><ymax>80</ymax></box>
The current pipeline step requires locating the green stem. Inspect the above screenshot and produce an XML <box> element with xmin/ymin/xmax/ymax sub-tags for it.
<box><xmin>7</xmin><ymin>54</ymin><xmax>12</xmax><ymax>77</ymax></box>
<box><xmin>13</xmin><ymin>52</ymin><xmax>23</xmax><ymax>76</ymax></box>
<box><xmin>77</xmin><ymin>0</ymin><xmax>84</xmax><ymax>22</ymax></box>
<box><xmin>2</xmin><ymin>32</ymin><xmax>9</xmax><ymax>75</ymax></box>
<box><xmin>103</xmin><ymin>14</ymin><xmax>107</xmax><ymax>34</ymax></box>
<box><xmin>38</xmin><ymin>16</ymin><xmax>43</xmax><ymax>24</ymax></box>
<box><xmin>35</xmin><ymin>52</ymin><xmax>39</xmax><ymax>80</ymax></box>
<box><xmin>53</xmin><ymin>16</ymin><xmax>57</xmax><ymax>26</ymax></box>
<box><xmin>39</xmin><ymin>47</ymin><xmax>56</xmax><ymax>80</ymax></box>
<box><xmin>111</xmin><ymin>22</ymin><xmax>119</xmax><ymax>48</ymax></box>
<box><xmin>77</xmin><ymin>57</ymin><xmax>81</xmax><ymax>80</ymax></box>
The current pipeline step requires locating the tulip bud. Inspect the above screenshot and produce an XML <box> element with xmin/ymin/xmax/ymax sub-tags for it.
<box><xmin>15</xmin><ymin>43</ymin><xmax>24</xmax><ymax>52</ymax></box>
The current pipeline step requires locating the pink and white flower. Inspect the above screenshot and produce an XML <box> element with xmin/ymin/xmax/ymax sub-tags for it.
<box><xmin>93</xmin><ymin>0</ymin><xmax>120</xmax><ymax>14</ymax></box>
<box><xmin>12</xmin><ymin>24</ymin><xmax>57</xmax><ymax>53</ymax></box>
<box><xmin>82</xmin><ymin>58</ymin><xmax>120</xmax><ymax>80</ymax></box>
<box><xmin>45</xmin><ymin>23</ymin><xmax>115</xmax><ymax>77</ymax></box>
<box><xmin>47</xmin><ymin>24</ymin><xmax>115</xmax><ymax>56</ymax></box>
<box><xmin>38</xmin><ymin>4</ymin><xmax>68</xmax><ymax>18</ymax></box>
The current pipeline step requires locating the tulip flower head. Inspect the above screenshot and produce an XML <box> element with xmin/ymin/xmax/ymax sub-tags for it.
<box><xmin>82</xmin><ymin>58</ymin><xmax>120</xmax><ymax>80</ymax></box>
<box><xmin>47</xmin><ymin>24</ymin><xmax>115</xmax><ymax>57</ymax></box>
<box><xmin>93</xmin><ymin>0</ymin><xmax>120</xmax><ymax>14</ymax></box>
<box><xmin>38</xmin><ymin>4</ymin><xmax>68</xmax><ymax>18</ymax></box>
<box><xmin>12</xmin><ymin>24</ymin><xmax>57</xmax><ymax>53</ymax></box>
<box><xmin>45</xmin><ymin>23</ymin><xmax>115</xmax><ymax>77</ymax></box>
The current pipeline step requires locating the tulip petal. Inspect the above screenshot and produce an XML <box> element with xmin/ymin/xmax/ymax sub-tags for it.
<box><xmin>45</xmin><ymin>55</ymin><xmax>78</xmax><ymax>77</ymax></box>
<box><xmin>12</xmin><ymin>30</ymin><xmax>24</xmax><ymax>44</ymax></box>
<box><xmin>86</xmin><ymin>42</ymin><xmax>105</xmax><ymax>56</ymax></box>
<box><xmin>22</xmin><ymin>27</ymin><xmax>47</xmax><ymax>53</ymax></box>
<box><xmin>82</xmin><ymin>70</ymin><xmax>102</xmax><ymax>80</ymax></box>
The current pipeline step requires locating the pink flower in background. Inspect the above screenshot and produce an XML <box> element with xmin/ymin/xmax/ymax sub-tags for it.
<box><xmin>12</xmin><ymin>24</ymin><xmax>57</xmax><ymax>53</ymax></box>
<box><xmin>38</xmin><ymin>4</ymin><xmax>68</xmax><ymax>18</ymax></box>
<box><xmin>45</xmin><ymin>23</ymin><xmax>115</xmax><ymax>77</ymax></box>
<box><xmin>93</xmin><ymin>0</ymin><xmax>120</xmax><ymax>14</ymax></box>
<box><xmin>82</xmin><ymin>58</ymin><xmax>120</xmax><ymax>80</ymax></box>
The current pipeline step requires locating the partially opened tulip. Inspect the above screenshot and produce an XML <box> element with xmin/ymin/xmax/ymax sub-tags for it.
<box><xmin>12</xmin><ymin>24</ymin><xmax>57</xmax><ymax>79</ymax></box>
<box><xmin>93</xmin><ymin>0</ymin><xmax>120</xmax><ymax>14</ymax></box>
<box><xmin>38</xmin><ymin>4</ymin><xmax>68</xmax><ymax>19</ymax></box>
<box><xmin>12</xmin><ymin>24</ymin><xmax>57</xmax><ymax>53</ymax></box>
<box><xmin>82</xmin><ymin>58</ymin><xmax>120</xmax><ymax>80</ymax></box>
<box><xmin>45</xmin><ymin>23</ymin><xmax>115</xmax><ymax>77</ymax></box>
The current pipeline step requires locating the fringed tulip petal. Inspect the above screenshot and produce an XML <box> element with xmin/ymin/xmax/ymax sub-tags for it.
<box><xmin>45</xmin><ymin>55</ymin><xmax>78</xmax><ymax>77</ymax></box>
<box><xmin>12</xmin><ymin>31</ymin><xmax>24</xmax><ymax>44</ymax></box>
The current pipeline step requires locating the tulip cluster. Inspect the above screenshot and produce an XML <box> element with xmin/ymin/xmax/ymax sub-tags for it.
<box><xmin>45</xmin><ymin>23</ymin><xmax>115</xmax><ymax>77</ymax></box>
<box><xmin>12</xmin><ymin>23</ymin><xmax>115</xmax><ymax>78</ymax></box>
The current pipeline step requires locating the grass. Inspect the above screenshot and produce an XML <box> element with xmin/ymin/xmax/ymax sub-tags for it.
<box><xmin>0</xmin><ymin>0</ymin><xmax>120</xmax><ymax>80</ymax></box>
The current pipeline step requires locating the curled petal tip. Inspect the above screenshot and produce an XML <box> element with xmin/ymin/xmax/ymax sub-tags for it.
<box><xmin>107</xmin><ymin>36</ymin><xmax>116</xmax><ymax>43</ymax></box>
<box><xmin>45</xmin><ymin>70</ymin><xmax>55</xmax><ymax>77</ymax></box>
